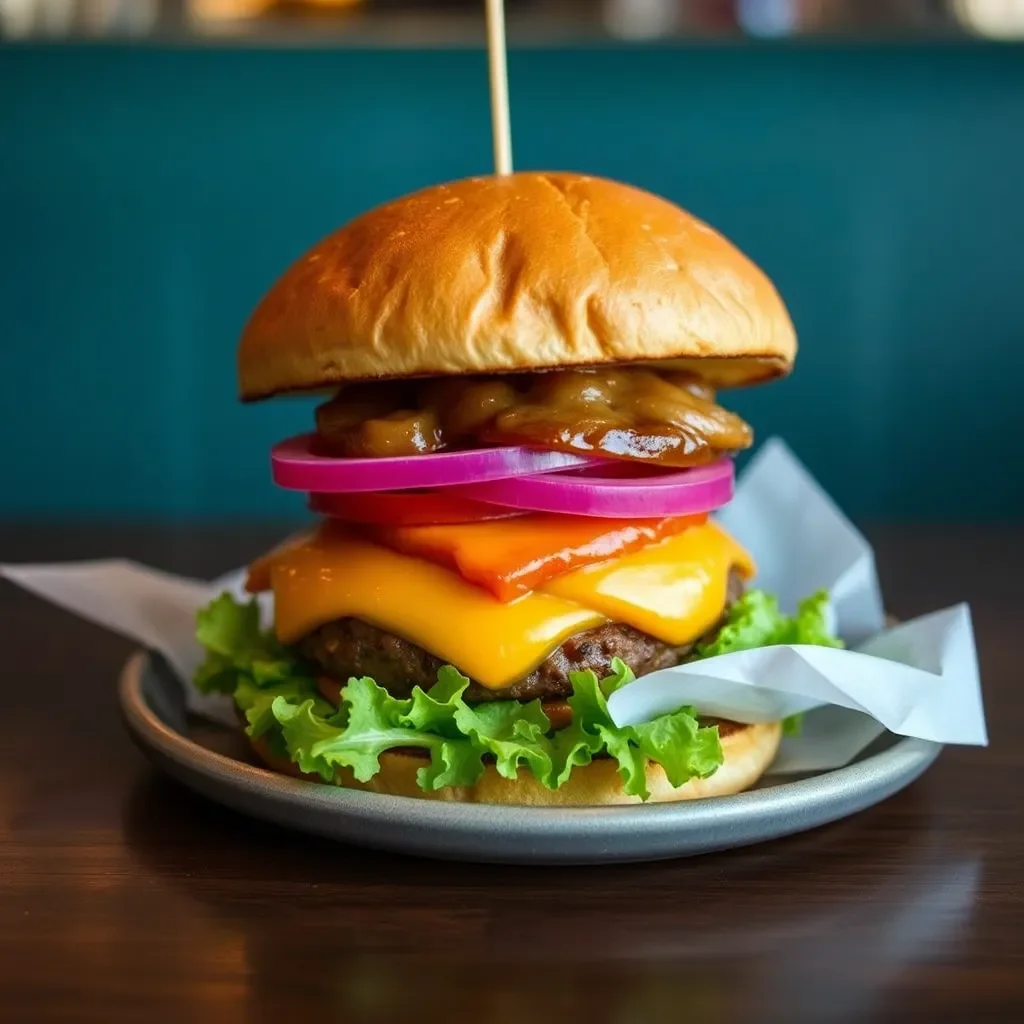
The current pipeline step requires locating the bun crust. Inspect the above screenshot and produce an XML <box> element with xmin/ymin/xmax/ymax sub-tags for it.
<box><xmin>248</xmin><ymin>720</ymin><xmax>782</xmax><ymax>806</ymax></box>
<box><xmin>238</xmin><ymin>173</ymin><xmax>796</xmax><ymax>399</ymax></box>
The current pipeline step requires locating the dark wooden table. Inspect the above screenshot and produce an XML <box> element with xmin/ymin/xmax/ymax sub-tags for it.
<box><xmin>1</xmin><ymin>523</ymin><xmax>1021</xmax><ymax>1023</ymax></box>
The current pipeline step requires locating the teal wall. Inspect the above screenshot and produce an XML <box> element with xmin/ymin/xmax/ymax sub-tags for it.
<box><xmin>1</xmin><ymin>43</ymin><xmax>1021</xmax><ymax>520</ymax></box>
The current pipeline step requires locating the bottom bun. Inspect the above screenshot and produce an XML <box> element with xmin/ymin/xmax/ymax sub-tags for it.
<box><xmin>248</xmin><ymin>720</ymin><xmax>782</xmax><ymax>806</ymax></box>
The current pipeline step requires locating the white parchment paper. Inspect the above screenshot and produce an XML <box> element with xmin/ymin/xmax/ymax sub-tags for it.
<box><xmin>0</xmin><ymin>438</ymin><xmax>987</xmax><ymax>772</ymax></box>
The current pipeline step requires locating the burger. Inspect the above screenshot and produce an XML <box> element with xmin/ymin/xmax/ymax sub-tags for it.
<box><xmin>194</xmin><ymin>172</ymin><xmax>841</xmax><ymax>805</ymax></box>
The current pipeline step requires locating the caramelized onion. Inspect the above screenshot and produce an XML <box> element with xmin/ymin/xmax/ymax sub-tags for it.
<box><xmin>314</xmin><ymin>366</ymin><xmax>752</xmax><ymax>466</ymax></box>
<box><xmin>440</xmin><ymin>379</ymin><xmax>519</xmax><ymax>438</ymax></box>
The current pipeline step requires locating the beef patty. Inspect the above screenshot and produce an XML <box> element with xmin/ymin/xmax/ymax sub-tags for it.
<box><xmin>298</xmin><ymin>568</ymin><xmax>744</xmax><ymax>703</ymax></box>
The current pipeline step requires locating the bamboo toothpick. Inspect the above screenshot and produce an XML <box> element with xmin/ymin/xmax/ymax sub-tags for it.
<box><xmin>485</xmin><ymin>0</ymin><xmax>513</xmax><ymax>175</ymax></box>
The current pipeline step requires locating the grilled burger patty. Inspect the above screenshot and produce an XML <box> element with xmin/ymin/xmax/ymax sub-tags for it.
<box><xmin>298</xmin><ymin>568</ymin><xmax>744</xmax><ymax>703</ymax></box>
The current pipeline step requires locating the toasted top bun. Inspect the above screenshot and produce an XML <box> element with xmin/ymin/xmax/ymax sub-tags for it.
<box><xmin>248</xmin><ymin>720</ymin><xmax>781</xmax><ymax>807</ymax></box>
<box><xmin>238</xmin><ymin>173</ymin><xmax>796</xmax><ymax>400</ymax></box>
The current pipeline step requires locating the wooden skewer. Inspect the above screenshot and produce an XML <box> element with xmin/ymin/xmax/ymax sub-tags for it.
<box><xmin>485</xmin><ymin>0</ymin><xmax>513</xmax><ymax>175</ymax></box>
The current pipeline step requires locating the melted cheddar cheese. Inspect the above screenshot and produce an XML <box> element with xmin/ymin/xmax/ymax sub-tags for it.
<box><xmin>247</xmin><ymin>521</ymin><xmax>754</xmax><ymax>690</ymax></box>
<box><xmin>543</xmin><ymin>525</ymin><xmax>751</xmax><ymax>646</ymax></box>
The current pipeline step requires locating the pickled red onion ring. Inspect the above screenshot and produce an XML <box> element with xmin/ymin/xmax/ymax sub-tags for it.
<box><xmin>449</xmin><ymin>459</ymin><xmax>735</xmax><ymax>518</ymax></box>
<box><xmin>271</xmin><ymin>434</ymin><xmax>601</xmax><ymax>493</ymax></box>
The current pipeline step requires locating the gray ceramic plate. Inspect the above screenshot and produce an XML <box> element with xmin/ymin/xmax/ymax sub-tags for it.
<box><xmin>119</xmin><ymin>650</ymin><xmax>942</xmax><ymax>865</ymax></box>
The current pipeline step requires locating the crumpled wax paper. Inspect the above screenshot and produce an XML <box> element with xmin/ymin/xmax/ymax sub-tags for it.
<box><xmin>0</xmin><ymin>438</ymin><xmax>987</xmax><ymax>773</ymax></box>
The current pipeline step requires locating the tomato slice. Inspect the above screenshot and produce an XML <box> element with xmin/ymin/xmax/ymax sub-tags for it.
<box><xmin>370</xmin><ymin>512</ymin><xmax>708</xmax><ymax>602</ymax></box>
<box><xmin>309</xmin><ymin>489</ymin><xmax>527</xmax><ymax>527</ymax></box>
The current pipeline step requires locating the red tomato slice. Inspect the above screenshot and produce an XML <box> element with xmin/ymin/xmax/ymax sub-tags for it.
<box><xmin>308</xmin><ymin>489</ymin><xmax>527</xmax><ymax>527</ymax></box>
<box><xmin>370</xmin><ymin>512</ymin><xmax>708</xmax><ymax>602</ymax></box>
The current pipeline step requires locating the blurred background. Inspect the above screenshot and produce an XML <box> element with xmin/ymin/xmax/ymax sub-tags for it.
<box><xmin>1</xmin><ymin>0</ymin><xmax>1021</xmax><ymax>521</ymax></box>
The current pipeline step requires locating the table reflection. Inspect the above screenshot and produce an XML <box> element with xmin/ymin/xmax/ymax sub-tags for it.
<box><xmin>119</xmin><ymin>775</ymin><xmax>982</xmax><ymax>1022</ymax></box>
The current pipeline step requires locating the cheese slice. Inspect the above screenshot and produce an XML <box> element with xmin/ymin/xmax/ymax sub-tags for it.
<box><xmin>261</xmin><ymin>525</ymin><xmax>605</xmax><ymax>688</ymax></box>
<box><xmin>544</xmin><ymin>524</ymin><xmax>753</xmax><ymax>646</ymax></box>
<box><xmin>249</xmin><ymin>521</ymin><xmax>754</xmax><ymax>690</ymax></box>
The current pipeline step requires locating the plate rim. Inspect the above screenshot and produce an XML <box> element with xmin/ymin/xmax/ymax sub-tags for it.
<box><xmin>119</xmin><ymin>649</ymin><xmax>943</xmax><ymax>850</ymax></box>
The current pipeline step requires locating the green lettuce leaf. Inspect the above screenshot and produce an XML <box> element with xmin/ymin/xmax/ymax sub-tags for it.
<box><xmin>192</xmin><ymin>592</ymin><xmax>323</xmax><ymax>759</ymax></box>
<box><xmin>698</xmin><ymin>588</ymin><xmax>844</xmax><ymax>658</ymax></box>
<box><xmin>193</xmin><ymin>592</ymin><xmax>301</xmax><ymax>695</ymax></box>
<box><xmin>234</xmin><ymin>677</ymin><xmax>331</xmax><ymax>739</ymax></box>
<box><xmin>268</xmin><ymin>668</ymin><xmax>555</xmax><ymax>791</ymax></box>
<box><xmin>550</xmin><ymin>659</ymin><xmax>721</xmax><ymax>800</ymax></box>
<box><xmin>781</xmin><ymin>713</ymin><xmax>804</xmax><ymax>737</ymax></box>
<box><xmin>195</xmin><ymin>592</ymin><xmax>262</xmax><ymax>661</ymax></box>
<box><xmin>271</xmin><ymin>675</ymin><xmax>487</xmax><ymax>790</ymax></box>
<box><xmin>629</xmin><ymin>710</ymin><xmax>723</xmax><ymax>788</ymax></box>
<box><xmin>453</xmin><ymin>699</ymin><xmax>553</xmax><ymax>782</ymax></box>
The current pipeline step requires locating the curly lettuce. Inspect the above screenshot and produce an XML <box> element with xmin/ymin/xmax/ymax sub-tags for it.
<box><xmin>194</xmin><ymin>587</ymin><xmax>841</xmax><ymax>801</ymax></box>
<box><xmin>698</xmin><ymin>589</ymin><xmax>843</xmax><ymax>657</ymax></box>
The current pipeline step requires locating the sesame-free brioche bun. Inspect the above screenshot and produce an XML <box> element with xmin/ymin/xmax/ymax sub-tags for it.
<box><xmin>248</xmin><ymin>720</ymin><xmax>781</xmax><ymax>806</ymax></box>
<box><xmin>238</xmin><ymin>173</ymin><xmax>796</xmax><ymax>400</ymax></box>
